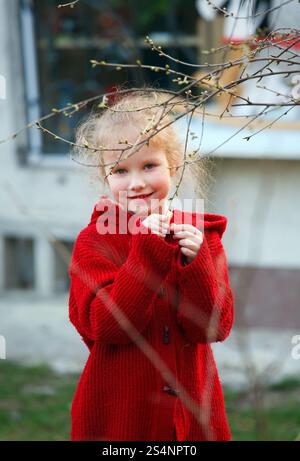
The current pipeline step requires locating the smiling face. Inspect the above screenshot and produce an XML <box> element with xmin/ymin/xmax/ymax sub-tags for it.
<box><xmin>103</xmin><ymin>143</ymin><xmax>174</xmax><ymax>217</ymax></box>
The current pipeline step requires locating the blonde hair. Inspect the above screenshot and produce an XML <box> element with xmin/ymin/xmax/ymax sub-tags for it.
<box><xmin>72</xmin><ymin>88</ymin><xmax>214</xmax><ymax>200</ymax></box>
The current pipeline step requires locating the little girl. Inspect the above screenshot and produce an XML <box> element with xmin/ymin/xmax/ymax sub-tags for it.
<box><xmin>68</xmin><ymin>90</ymin><xmax>235</xmax><ymax>441</ymax></box>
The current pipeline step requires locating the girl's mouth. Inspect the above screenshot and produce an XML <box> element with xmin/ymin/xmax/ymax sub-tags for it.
<box><xmin>130</xmin><ymin>193</ymin><xmax>153</xmax><ymax>199</ymax></box>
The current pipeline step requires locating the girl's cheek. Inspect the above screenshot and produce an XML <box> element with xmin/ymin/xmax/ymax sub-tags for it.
<box><xmin>111</xmin><ymin>177</ymin><xmax>127</xmax><ymax>189</ymax></box>
<box><xmin>151</xmin><ymin>171</ymin><xmax>167</xmax><ymax>183</ymax></box>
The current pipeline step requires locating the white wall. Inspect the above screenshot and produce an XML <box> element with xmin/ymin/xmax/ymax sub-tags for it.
<box><xmin>211</xmin><ymin>158</ymin><xmax>300</xmax><ymax>269</ymax></box>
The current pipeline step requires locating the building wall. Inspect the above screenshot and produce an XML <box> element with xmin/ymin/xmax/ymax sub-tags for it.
<box><xmin>211</xmin><ymin>158</ymin><xmax>300</xmax><ymax>328</ymax></box>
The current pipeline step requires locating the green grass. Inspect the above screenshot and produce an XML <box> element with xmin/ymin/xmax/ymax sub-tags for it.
<box><xmin>223</xmin><ymin>378</ymin><xmax>300</xmax><ymax>441</ymax></box>
<box><xmin>0</xmin><ymin>361</ymin><xmax>79</xmax><ymax>441</ymax></box>
<box><xmin>0</xmin><ymin>360</ymin><xmax>299</xmax><ymax>441</ymax></box>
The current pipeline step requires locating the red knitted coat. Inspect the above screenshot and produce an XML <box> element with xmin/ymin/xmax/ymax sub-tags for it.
<box><xmin>68</xmin><ymin>196</ymin><xmax>235</xmax><ymax>441</ymax></box>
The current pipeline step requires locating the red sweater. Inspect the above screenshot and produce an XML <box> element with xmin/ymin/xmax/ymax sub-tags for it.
<box><xmin>68</xmin><ymin>196</ymin><xmax>235</xmax><ymax>441</ymax></box>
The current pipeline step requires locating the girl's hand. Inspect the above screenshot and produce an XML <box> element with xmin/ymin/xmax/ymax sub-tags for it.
<box><xmin>170</xmin><ymin>223</ymin><xmax>203</xmax><ymax>264</ymax></box>
<box><xmin>141</xmin><ymin>210</ymin><xmax>173</xmax><ymax>239</ymax></box>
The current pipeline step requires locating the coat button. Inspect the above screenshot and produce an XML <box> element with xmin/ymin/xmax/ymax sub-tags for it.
<box><xmin>163</xmin><ymin>325</ymin><xmax>170</xmax><ymax>344</ymax></box>
<box><xmin>162</xmin><ymin>385</ymin><xmax>179</xmax><ymax>396</ymax></box>
<box><xmin>158</xmin><ymin>287</ymin><xmax>165</xmax><ymax>298</ymax></box>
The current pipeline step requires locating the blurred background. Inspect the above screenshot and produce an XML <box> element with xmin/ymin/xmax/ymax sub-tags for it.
<box><xmin>0</xmin><ymin>0</ymin><xmax>299</xmax><ymax>440</ymax></box>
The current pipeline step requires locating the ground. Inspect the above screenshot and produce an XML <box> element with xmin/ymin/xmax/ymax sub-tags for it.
<box><xmin>0</xmin><ymin>360</ymin><xmax>299</xmax><ymax>441</ymax></box>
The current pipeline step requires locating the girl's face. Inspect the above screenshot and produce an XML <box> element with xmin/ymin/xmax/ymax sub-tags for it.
<box><xmin>104</xmin><ymin>144</ymin><xmax>173</xmax><ymax>217</ymax></box>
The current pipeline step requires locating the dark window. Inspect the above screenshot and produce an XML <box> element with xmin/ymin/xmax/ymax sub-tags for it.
<box><xmin>53</xmin><ymin>240</ymin><xmax>74</xmax><ymax>293</ymax></box>
<box><xmin>4</xmin><ymin>237</ymin><xmax>35</xmax><ymax>289</ymax></box>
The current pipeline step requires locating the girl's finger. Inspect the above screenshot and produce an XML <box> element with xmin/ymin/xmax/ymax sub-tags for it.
<box><xmin>171</xmin><ymin>223</ymin><xmax>202</xmax><ymax>235</ymax></box>
<box><xmin>178</xmin><ymin>238</ymin><xmax>199</xmax><ymax>250</ymax></box>
<box><xmin>157</xmin><ymin>218</ymin><xmax>170</xmax><ymax>227</ymax></box>
<box><xmin>141</xmin><ymin>220</ymin><xmax>167</xmax><ymax>232</ymax></box>
<box><xmin>173</xmin><ymin>231</ymin><xmax>203</xmax><ymax>243</ymax></box>
<box><xmin>149</xmin><ymin>224</ymin><xmax>168</xmax><ymax>235</ymax></box>
<box><xmin>172</xmin><ymin>231</ymin><xmax>197</xmax><ymax>238</ymax></box>
<box><xmin>154</xmin><ymin>223</ymin><xmax>170</xmax><ymax>232</ymax></box>
<box><xmin>181</xmin><ymin>247</ymin><xmax>196</xmax><ymax>257</ymax></box>
<box><xmin>159</xmin><ymin>221</ymin><xmax>170</xmax><ymax>228</ymax></box>
<box><xmin>151</xmin><ymin>229</ymin><xmax>167</xmax><ymax>238</ymax></box>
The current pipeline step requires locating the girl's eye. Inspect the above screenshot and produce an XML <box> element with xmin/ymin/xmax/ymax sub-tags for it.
<box><xmin>113</xmin><ymin>164</ymin><xmax>156</xmax><ymax>174</ymax></box>
<box><xmin>144</xmin><ymin>164</ymin><xmax>156</xmax><ymax>170</ymax></box>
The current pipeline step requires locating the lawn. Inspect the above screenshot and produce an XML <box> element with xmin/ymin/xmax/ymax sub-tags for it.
<box><xmin>0</xmin><ymin>360</ymin><xmax>299</xmax><ymax>441</ymax></box>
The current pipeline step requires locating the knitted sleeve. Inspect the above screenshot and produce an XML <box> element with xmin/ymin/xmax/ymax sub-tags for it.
<box><xmin>175</xmin><ymin>230</ymin><xmax>234</xmax><ymax>344</ymax></box>
<box><xmin>68</xmin><ymin>226</ymin><xmax>177</xmax><ymax>345</ymax></box>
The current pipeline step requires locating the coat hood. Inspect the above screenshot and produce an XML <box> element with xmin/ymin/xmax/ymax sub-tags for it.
<box><xmin>88</xmin><ymin>195</ymin><xmax>227</xmax><ymax>238</ymax></box>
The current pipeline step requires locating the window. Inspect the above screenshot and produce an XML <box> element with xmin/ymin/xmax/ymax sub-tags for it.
<box><xmin>20</xmin><ymin>0</ymin><xmax>201</xmax><ymax>158</ymax></box>
<box><xmin>53</xmin><ymin>240</ymin><xmax>74</xmax><ymax>293</ymax></box>
<box><xmin>4</xmin><ymin>237</ymin><xmax>35</xmax><ymax>289</ymax></box>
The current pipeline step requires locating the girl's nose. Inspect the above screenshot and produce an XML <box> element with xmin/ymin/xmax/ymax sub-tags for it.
<box><xmin>129</xmin><ymin>174</ymin><xmax>146</xmax><ymax>191</ymax></box>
